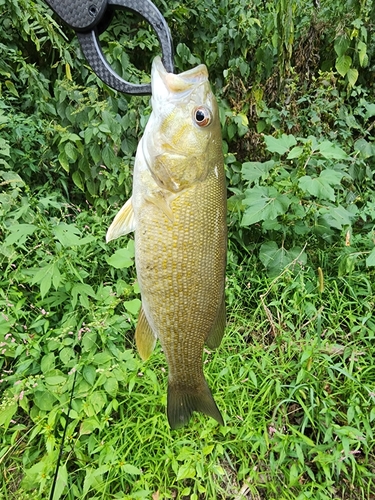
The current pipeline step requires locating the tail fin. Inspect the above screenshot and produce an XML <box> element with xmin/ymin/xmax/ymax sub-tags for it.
<box><xmin>167</xmin><ymin>379</ymin><xmax>223</xmax><ymax>430</ymax></box>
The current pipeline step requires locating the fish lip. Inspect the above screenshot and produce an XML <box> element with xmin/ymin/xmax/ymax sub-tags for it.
<box><xmin>152</xmin><ymin>56</ymin><xmax>209</xmax><ymax>98</ymax></box>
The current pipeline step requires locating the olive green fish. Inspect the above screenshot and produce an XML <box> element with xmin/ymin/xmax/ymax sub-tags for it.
<box><xmin>106</xmin><ymin>57</ymin><xmax>226</xmax><ymax>429</ymax></box>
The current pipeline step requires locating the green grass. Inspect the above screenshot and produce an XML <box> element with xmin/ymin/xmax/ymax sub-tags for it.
<box><xmin>1</xmin><ymin>262</ymin><xmax>374</xmax><ymax>500</ymax></box>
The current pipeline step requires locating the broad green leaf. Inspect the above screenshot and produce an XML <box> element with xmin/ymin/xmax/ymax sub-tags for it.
<box><xmin>45</xmin><ymin>369</ymin><xmax>67</xmax><ymax>385</ymax></box>
<box><xmin>93</xmin><ymin>351</ymin><xmax>112</xmax><ymax>365</ymax></box>
<box><xmin>319</xmin><ymin>206</ymin><xmax>356</xmax><ymax>230</ymax></box>
<box><xmin>59</xmin><ymin>347</ymin><xmax>75</xmax><ymax>364</ymax></box>
<box><xmin>0</xmin><ymin>316</ymin><xmax>12</xmax><ymax>336</ymax></box>
<box><xmin>347</xmin><ymin>68</ymin><xmax>358</xmax><ymax>87</ymax></box>
<box><xmin>53</xmin><ymin>223</ymin><xmax>81</xmax><ymax>246</ymax></box>
<box><xmin>90</xmin><ymin>143</ymin><xmax>101</xmax><ymax>163</ymax></box>
<box><xmin>299</xmin><ymin>170</ymin><xmax>343</xmax><ymax>201</ymax></box>
<box><xmin>104</xmin><ymin>377</ymin><xmax>118</xmax><ymax>397</ymax></box>
<box><xmin>259</xmin><ymin>241</ymin><xmax>279</xmax><ymax>268</ymax></box>
<box><xmin>83</xmin><ymin>364</ymin><xmax>97</xmax><ymax>385</ymax></box>
<box><xmin>102</xmin><ymin>144</ymin><xmax>117</xmax><ymax>167</ymax></box>
<box><xmin>52</xmin><ymin>464</ymin><xmax>68</xmax><ymax>500</ymax></box>
<box><xmin>30</xmin><ymin>263</ymin><xmax>54</xmax><ymax>298</ymax></box>
<box><xmin>52</xmin><ymin>263</ymin><xmax>61</xmax><ymax>290</ymax></box>
<box><xmin>53</xmin><ymin>223</ymin><xmax>94</xmax><ymax>247</ymax></box>
<box><xmin>64</xmin><ymin>141</ymin><xmax>78</xmax><ymax>161</ymax></box>
<box><xmin>4</xmin><ymin>224</ymin><xmax>37</xmax><ymax>246</ymax></box>
<box><xmin>259</xmin><ymin>242</ymin><xmax>307</xmax><ymax>276</ymax></box>
<box><xmin>299</xmin><ymin>175</ymin><xmax>333</xmax><ymax>200</ymax></box>
<box><xmin>202</xmin><ymin>444</ymin><xmax>215</xmax><ymax>456</ymax></box>
<box><xmin>82</xmin><ymin>468</ymin><xmax>96</xmax><ymax>497</ymax></box>
<box><xmin>106</xmin><ymin>247</ymin><xmax>134</xmax><ymax>269</ymax></box>
<box><xmin>41</xmin><ymin>353</ymin><xmax>55</xmax><ymax>374</ymax></box>
<box><xmin>242</xmin><ymin>160</ymin><xmax>275</xmax><ymax>184</ymax></box>
<box><xmin>0</xmin><ymin>402</ymin><xmax>17</xmax><ymax>429</ymax></box>
<box><xmin>0</xmin><ymin>137</ymin><xmax>10</xmax><ymax>156</ymax></box>
<box><xmin>72</xmin><ymin>170</ymin><xmax>84</xmax><ymax>191</ymax></box>
<box><xmin>289</xmin><ymin>463</ymin><xmax>299</xmax><ymax>486</ymax></box>
<box><xmin>241</xmin><ymin>186</ymin><xmax>291</xmax><ymax>226</ymax></box>
<box><xmin>335</xmin><ymin>55</ymin><xmax>351</xmax><ymax>77</ymax></box>
<box><xmin>176</xmin><ymin>463</ymin><xmax>196</xmax><ymax>480</ymax></box>
<box><xmin>71</xmin><ymin>283</ymin><xmax>96</xmax><ymax>309</ymax></box>
<box><xmin>67</xmin><ymin>133</ymin><xmax>81</xmax><ymax>143</ymax></box>
<box><xmin>58</xmin><ymin>151</ymin><xmax>69</xmax><ymax>172</ymax></box>
<box><xmin>287</xmin><ymin>146</ymin><xmax>304</xmax><ymax>159</ymax></box>
<box><xmin>177</xmin><ymin>447</ymin><xmax>193</xmax><ymax>461</ymax></box>
<box><xmin>122</xmin><ymin>464</ymin><xmax>142</xmax><ymax>475</ymax></box>
<box><xmin>88</xmin><ymin>391</ymin><xmax>106</xmax><ymax>413</ymax></box>
<box><xmin>320</xmin><ymin>169</ymin><xmax>345</xmax><ymax>184</ymax></box>
<box><xmin>0</xmin><ymin>170</ymin><xmax>24</xmax><ymax>185</ymax></box>
<box><xmin>316</xmin><ymin>141</ymin><xmax>347</xmax><ymax>159</ymax></box>
<box><xmin>98</xmin><ymin>123</ymin><xmax>111</xmax><ymax>134</ymax></box>
<box><xmin>366</xmin><ymin>248</ymin><xmax>375</xmax><ymax>267</ymax></box>
<box><xmin>80</xmin><ymin>417</ymin><xmax>101</xmax><ymax>435</ymax></box>
<box><xmin>364</xmin><ymin>103</ymin><xmax>375</xmax><ymax>119</ymax></box>
<box><xmin>358</xmin><ymin>40</ymin><xmax>368</xmax><ymax>67</ymax></box>
<box><xmin>124</xmin><ymin>298</ymin><xmax>141</xmax><ymax>316</ymax></box>
<box><xmin>82</xmin><ymin>331</ymin><xmax>97</xmax><ymax>352</ymax></box>
<box><xmin>334</xmin><ymin>34</ymin><xmax>350</xmax><ymax>57</ymax></box>
<box><xmin>84</xmin><ymin>126</ymin><xmax>94</xmax><ymax>144</ymax></box>
<box><xmin>354</xmin><ymin>138</ymin><xmax>375</xmax><ymax>158</ymax></box>
<box><xmin>34</xmin><ymin>390</ymin><xmax>57</xmax><ymax>411</ymax></box>
<box><xmin>5</xmin><ymin>80</ymin><xmax>19</xmax><ymax>97</ymax></box>
<box><xmin>233</xmin><ymin>113</ymin><xmax>249</xmax><ymax>136</ymax></box>
<box><xmin>40</xmin><ymin>272</ymin><xmax>52</xmax><ymax>299</ymax></box>
<box><xmin>264</xmin><ymin>134</ymin><xmax>297</xmax><ymax>155</ymax></box>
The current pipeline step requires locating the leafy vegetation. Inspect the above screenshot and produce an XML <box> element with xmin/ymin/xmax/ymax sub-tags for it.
<box><xmin>1</xmin><ymin>0</ymin><xmax>374</xmax><ymax>498</ymax></box>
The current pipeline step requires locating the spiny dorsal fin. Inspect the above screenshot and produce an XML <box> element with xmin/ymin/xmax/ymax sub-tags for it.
<box><xmin>106</xmin><ymin>197</ymin><xmax>135</xmax><ymax>242</ymax></box>
<box><xmin>135</xmin><ymin>306</ymin><xmax>157</xmax><ymax>361</ymax></box>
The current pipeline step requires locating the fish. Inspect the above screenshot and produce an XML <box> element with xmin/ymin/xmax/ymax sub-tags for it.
<box><xmin>106</xmin><ymin>56</ymin><xmax>227</xmax><ymax>429</ymax></box>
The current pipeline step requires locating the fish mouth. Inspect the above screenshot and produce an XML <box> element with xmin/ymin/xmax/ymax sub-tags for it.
<box><xmin>152</xmin><ymin>56</ymin><xmax>208</xmax><ymax>100</ymax></box>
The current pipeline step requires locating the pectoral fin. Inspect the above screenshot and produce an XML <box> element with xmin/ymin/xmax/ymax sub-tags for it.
<box><xmin>106</xmin><ymin>197</ymin><xmax>135</xmax><ymax>242</ymax></box>
<box><xmin>135</xmin><ymin>306</ymin><xmax>157</xmax><ymax>361</ymax></box>
<box><xmin>145</xmin><ymin>192</ymin><xmax>174</xmax><ymax>223</ymax></box>
<box><xmin>205</xmin><ymin>294</ymin><xmax>226</xmax><ymax>349</ymax></box>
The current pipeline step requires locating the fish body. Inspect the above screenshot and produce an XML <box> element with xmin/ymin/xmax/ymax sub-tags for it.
<box><xmin>107</xmin><ymin>57</ymin><xmax>226</xmax><ymax>429</ymax></box>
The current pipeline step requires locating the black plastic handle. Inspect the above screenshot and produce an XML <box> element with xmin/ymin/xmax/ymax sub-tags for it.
<box><xmin>77</xmin><ymin>0</ymin><xmax>174</xmax><ymax>94</ymax></box>
<box><xmin>45</xmin><ymin>0</ymin><xmax>109</xmax><ymax>32</ymax></box>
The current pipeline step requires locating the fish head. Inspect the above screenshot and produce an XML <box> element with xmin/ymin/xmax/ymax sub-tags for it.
<box><xmin>142</xmin><ymin>56</ymin><xmax>221</xmax><ymax>192</ymax></box>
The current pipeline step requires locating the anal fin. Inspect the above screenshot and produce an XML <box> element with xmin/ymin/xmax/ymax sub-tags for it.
<box><xmin>205</xmin><ymin>294</ymin><xmax>226</xmax><ymax>349</ymax></box>
<box><xmin>135</xmin><ymin>306</ymin><xmax>157</xmax><ymax>361</ymax></box>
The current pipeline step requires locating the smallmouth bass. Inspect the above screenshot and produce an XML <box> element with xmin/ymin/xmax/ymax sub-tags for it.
<box><xmin>107</xmin><ymin>57</ymin><xmax>227</xmax><ymax>429</ymax></box>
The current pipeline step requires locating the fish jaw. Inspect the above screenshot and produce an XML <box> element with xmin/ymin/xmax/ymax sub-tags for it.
<box><xmin>151</xmin><ymin>55</ymin><xmax>209</xmax><ymax>103</ymax></box>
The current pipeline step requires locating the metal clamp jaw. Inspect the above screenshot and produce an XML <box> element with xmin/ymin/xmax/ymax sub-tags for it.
<box><xmin>45</xmin><ymin>0</ymin><xmax>174</xmax><ymax>95</ymax></box>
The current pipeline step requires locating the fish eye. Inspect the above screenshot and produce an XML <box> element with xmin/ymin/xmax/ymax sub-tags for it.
<box><xmin>193</xmin><ymin>106</ymin><xmax>211</xmax><ymax>127</ymax></box>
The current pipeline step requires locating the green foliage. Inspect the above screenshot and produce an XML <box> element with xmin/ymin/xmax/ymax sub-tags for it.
<box><xmin>1</xmin><ymin>0</ymin><xmax>375</xmax><ymax>498</ymax></box>
<box><xmin>231</xmin><ymin>131</ymin><xmax>374</xmax><ymax>276</ymax></box>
